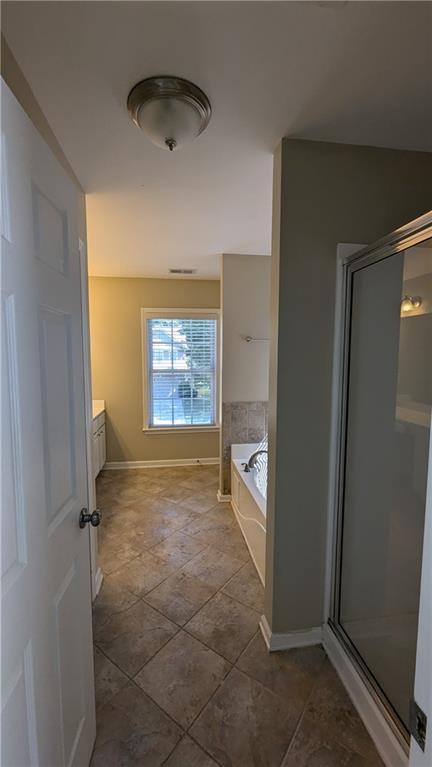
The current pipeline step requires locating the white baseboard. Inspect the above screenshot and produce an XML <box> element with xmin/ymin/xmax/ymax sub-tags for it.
<box><xmin>259</xmin><ymin>615</ymin><xmax>323</xmax><ymax>652</ymax></box>
<box><xmin>104</xmin><ymin>457</ymin><xmax>219</xmax><ymax>470</ymax></box>
<box><xmin>259</xmin><ymin>615</ymin><xmax>272</xmax><ymax>648</ymax></box>
<box><xmin>322</xmin><ymin>624</ymin><xmax>408</xmax><ymax>767</ymax></box>
<box><xmin>217</xmin><ymin>490</ymin><xmax>232</xmax><ymax>503</ymax></box>
<box><xmin>258</xmin><ymin>619</ymin><xmax>407</xmax><ymax>767</ymax></box>
<box><xmin>93</xmin><ymin>566</ymin><xmax>103</xmax><ymax>600</ymax></box>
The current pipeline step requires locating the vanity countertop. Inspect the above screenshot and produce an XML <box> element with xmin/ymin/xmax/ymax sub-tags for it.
<box><xmin>92</xmin><ymin>400</ymin><xmax>105</xmax><ymax>420</ymax></box>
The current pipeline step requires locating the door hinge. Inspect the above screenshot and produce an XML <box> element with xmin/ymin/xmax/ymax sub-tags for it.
<box><xmin>409</xmin><ymin>698</ymin><xmax>427</xmax><ymax>752</ymax></box>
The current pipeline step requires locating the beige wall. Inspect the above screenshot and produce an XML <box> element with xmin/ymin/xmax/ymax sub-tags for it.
<box><xmin>221</xmin><ymin>254</ymin><xmax>271</xmax><ymax>402</ymax></box>
<box><xmin>220</xmin><ymin>253</ymin><xmax>271</xmax><ymax>492</ymax></box>
<box><xmin>266</xmin><ymin>138</ymin><xmax>432</xmax><ymax>635</ymax></box>
<box><xmin>89</xmin><ymin>276</ymin><xmax>220</xmax><ymax>462</ymax></box>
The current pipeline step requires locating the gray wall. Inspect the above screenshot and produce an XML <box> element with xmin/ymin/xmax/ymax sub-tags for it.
<box><xmin>1</xmin><ymin>35</ymin><xmax>87</xmax><ymax>240</ymax></box>
<box><xmin>266</xmin><ymin>138</ymin><xmax>432</xmax><ymax>634</ymax></box>
<box><xmin>220</xmin><ymin>253</ymin><xmax>271</xmax><ymax>493</ymax></box>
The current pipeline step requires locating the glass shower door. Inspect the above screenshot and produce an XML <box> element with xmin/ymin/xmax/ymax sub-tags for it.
<box><xmin>335</xmin><ymin>239</ymin><xmax>432</xmax><ymax>735</ymax></box>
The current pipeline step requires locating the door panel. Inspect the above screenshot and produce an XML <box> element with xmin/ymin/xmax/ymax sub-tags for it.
<box><xmin>39</xmin><ymin>307</ymin><xmax>76</xmax><ymax>526</ymax></box>
<box><xmin>32</xmin><ymin>183</ymin><xmax>69</xmax><ymax>275</ymax></box>
<box><xmin>2</xmin><ymin>644</ymin><xmax>38</xmax><ymax>767</ymax></box>
<box><xmin>1</xmin><ymin>79</ymin><xmax>95</xmax><ymax>767</ymax></box>
<box><xmin>336</xmin><ymin>240</ymin><xmax>431</xmax><ymax>736</ymax></box>
<box><xmin>54</xmin><ymin>562</ymin><xmax>86</xmax><ymax>766</ymax></box>
<box><xmin>1</xmin><ymin>291</ymin><xmax>26</xmax><ymax>589</ymax></box>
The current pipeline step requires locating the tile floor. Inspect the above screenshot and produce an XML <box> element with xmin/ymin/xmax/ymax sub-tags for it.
<box><xmin>91</xmin><ymin>465</ymin><xmax>385</xmax><ymax>767</ymax></box>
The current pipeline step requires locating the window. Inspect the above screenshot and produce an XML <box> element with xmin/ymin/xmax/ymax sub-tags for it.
<box><xmin>142</xmin><ymin>309</ymin><xmax>219</xmax><ymax>430</ymax></box>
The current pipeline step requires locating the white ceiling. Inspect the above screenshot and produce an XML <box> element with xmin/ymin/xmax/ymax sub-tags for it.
<box><xmin>3</xmin><ymin>1</ymin><xmax>432</xmax><ymax>278</ymax></box>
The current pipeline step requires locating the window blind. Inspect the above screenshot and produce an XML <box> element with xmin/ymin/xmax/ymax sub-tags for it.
<box><xmin>146</xmin><ymin>316</ymin><xmax>217</xmax><ymax>427</ymax></box>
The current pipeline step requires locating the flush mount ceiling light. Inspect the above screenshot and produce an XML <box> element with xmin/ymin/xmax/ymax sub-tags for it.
<box><xmin>127</xmin><ymin>76</ymin><xmax>211</xmax><ymax>151</ymax></box>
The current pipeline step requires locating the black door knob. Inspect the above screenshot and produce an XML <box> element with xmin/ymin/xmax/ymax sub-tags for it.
<box><xmin>79</xmin><ymin>508</ymin><xmax>102</xmax><ymax>529</ymax></box>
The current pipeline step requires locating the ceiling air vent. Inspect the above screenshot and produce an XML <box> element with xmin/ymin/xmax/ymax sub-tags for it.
<box><xmin>169</xmin><ymin>268</ymin><xmax>197</xmax><ymax>274</ymax></box>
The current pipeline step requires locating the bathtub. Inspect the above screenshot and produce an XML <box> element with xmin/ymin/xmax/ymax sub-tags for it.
<box><xmin>231</xmin><ymin>443</ymin><xmax>266</xmax><ymax>585</ymax></box>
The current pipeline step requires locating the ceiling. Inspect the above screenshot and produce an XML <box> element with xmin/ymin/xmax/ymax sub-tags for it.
<box><xmin>3</xmin><ymin>1</ymin><xmax>432</xmax><ymax>279</ymax></box>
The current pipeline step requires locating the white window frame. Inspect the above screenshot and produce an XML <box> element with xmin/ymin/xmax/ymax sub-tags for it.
<box><xmin>141</xmin><ymin>308</ymin><xmax>220</xmax><ymax>433</ymax></box>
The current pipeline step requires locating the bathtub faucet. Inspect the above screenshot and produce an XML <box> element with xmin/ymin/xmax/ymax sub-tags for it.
<box><xmin>244</xmin><ymin>449</ymin><xmax>268</xmax><ymax>472</ymax></box>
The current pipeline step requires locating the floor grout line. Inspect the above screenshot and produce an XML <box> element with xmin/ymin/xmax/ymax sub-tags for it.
<box><xmin>185</xmin><ymin>732</ymin><xmax>225</xmax><ymax>767</ymax></box>
<box><xmin>96</xmin><ymin>605</ymin><xmax>335</xmax><ymax>767</ymax></box>
<box><xmin>94</xmin><ymin>613</ymin><xmax>182</xmax><ymax>682</ymax></box>
<box><xmin>94</xmin><ymin>644</ymin><xmax>189</xmax><ymax>741</ymax></box>
<box><xmin>95</xmin><ymin>623</ymin><xmax>327</xmax><ymax>767</ymax></box>
<box><xmin>277</xmin><ymin>651</ymin><xmax>328</xmax><ymax>766</ymax></box>
<box><xmin>95</xmin><ymin>468</ymin><xmax>383</xmax><ymax>767</ymax></box>
<box><xmin>182</xmin><ymin>660</ymin><xmax>234</xmax><ymax>739</ymax></box>
<box><xmin>93</xmin><ymin>467</ymin><xmax>270</xmax><ymax>764</ymax></box>
<box><xmin>143</xmin><ymin>538</ymin><xmax>257</xmax><ymax>622</ymax></box>
<box><xmin>97</xmin><ymin>496</ymin><xmax>263</xmax><ymax>642</ymax></box>
<box><xmin>97</xmin><ymin>557</ymin><xmax>257</xmax><ymax>626</ymax></box>
<box><xmin>96</xmin><ymin>625</ymin><xmax>233</xmax><ymax>728</ymax></box>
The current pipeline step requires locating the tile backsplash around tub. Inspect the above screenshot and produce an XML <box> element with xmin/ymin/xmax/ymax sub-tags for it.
<box><xmin>221</xmin><ymin>401</ymin><xmax>268</xmax><ymax>494</ymax></box>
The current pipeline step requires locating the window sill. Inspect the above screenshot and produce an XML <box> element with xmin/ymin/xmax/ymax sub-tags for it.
<box><xmin>143</xmin><ymin>425</ymin><xmax>220</xmax><ymax>434</ymax></box>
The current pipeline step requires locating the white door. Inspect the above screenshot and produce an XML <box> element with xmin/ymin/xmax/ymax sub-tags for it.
<box><xmin>1</xmin><ymin>80</ymin><xmax>96</xmax><ymax>766</ymax></box>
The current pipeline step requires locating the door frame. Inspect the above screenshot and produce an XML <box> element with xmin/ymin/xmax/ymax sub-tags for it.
<box><xmin>410</xmin><ymin>406</ymin><xmax>432</xmax><ymax>766</ymax></box>
<box><xmin>323</xmin><ymin>210</ymin><xmax>432</xmax><ymax>767</ymax></box>
<box><xmin>78</xmin><ymin>237</ymin><xmax>103</xmax><ymax>600</ymax></box>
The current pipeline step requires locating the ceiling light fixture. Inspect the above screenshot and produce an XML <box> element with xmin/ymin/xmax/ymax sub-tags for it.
<box><xmin>401</xmin><ymin>295</ymin><xmax>422</xmax><ymax>313</ymax></box>
<box><xmin>127</xmin><ymin>76</ymin><xmax>211</xmax><ymax>151</ymax></box>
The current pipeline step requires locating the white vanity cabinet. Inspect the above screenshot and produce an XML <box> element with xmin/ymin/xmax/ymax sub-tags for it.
<box><xmin>92</xmin><ymin>401</ymin><xmax>106</xmax><ymax>477</ymax></box>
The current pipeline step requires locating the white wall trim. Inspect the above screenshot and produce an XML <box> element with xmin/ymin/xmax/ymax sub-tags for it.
<box><xmin>79</xmin><ymin>237</ymin><xmax>100</xmax><ymax>601</ymax></box>
<box><xmin>143</xmin><ymin>425</ymin><xmax>220</xmax><ymax>434</ymax></box>
<box><xmin>324</xmin><ymin>243</ymin><xmax>365</xmax><ymax>618</ymax></box>
<box><xmin>259</xmin><ymin>618</ymin><xmax>408</xmax><ymax>767</ymax></box>
<box><xmin>217</xmin><ymin>490</ymin><xmax>232</xmax><ymax>503</ymax></box>
<box><xmin>323</xmin><ymin>624</ymin><xmax>408</xmax><ymax>767</ymax></box>
<box><xmin>141</xmin><ymin>307</ymin><xmax>221</xmax><ymax>432</ymax></box>
<box><xmin>259</xmin><ymin>615</ymin><xmax>272</xmax><ymax>648</ymax></box>
<box><xmin>104</xmin><ymin>457</ymin><xmax>219</xmax><ymax>470</ymax></box>
<box><xmin>259</xmin><ymin>615</ymin><xmax>322</xmax><ymax>652</ymax></box>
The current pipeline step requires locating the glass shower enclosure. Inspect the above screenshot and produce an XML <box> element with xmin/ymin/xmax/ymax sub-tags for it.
<box><xmin>331</xmin><ymin>231</ymin><xmax>432</xmax><ymax>745</ymax></box>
